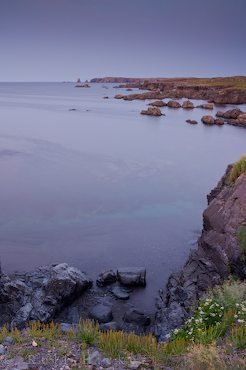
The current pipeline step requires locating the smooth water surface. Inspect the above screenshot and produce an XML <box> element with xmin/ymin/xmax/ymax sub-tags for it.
<box><xmin>0</xmin><ymin>82</ymin><xmax>245</xmax><ymax>310</ymax></box>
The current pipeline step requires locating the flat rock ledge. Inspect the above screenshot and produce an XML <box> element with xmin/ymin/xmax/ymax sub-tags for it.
<box><xmin>155</xmin><ymin>166</ymin><xmax>246</xmax><ymax>341</ymax></box>
<box><xmin>0</xmin><ymin>263</ymin><xmax>92</xmax><ymax>329</ymax></box>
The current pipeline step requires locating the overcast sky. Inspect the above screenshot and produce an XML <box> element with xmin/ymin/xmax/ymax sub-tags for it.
<box><xmin>0</xmin><ymin>0</ymin><xmax>245</xmax><ymax>81</ymax></box>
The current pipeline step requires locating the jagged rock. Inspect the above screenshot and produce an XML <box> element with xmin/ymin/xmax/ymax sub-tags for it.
<box><xmin>196</xmin><ymin>103</ymin><xmax>214</xmax><ymax>109</ymax></box>
<box><xmin>89</xmin><ymin>304</ymin><xmax>113</xmax><ymax>323</ymax></box>
<box><xmin>167</xmin><ymin>100</ymin><xmax>181</xmax><ymax>108</ymax></box>
<box><xmin>0</xmin><ymin>344</ymin><xmax>6</xmax><ymax>355</ymax></box>
<box><xmin>182</xmin><ymin>100</ymin><xmax>194</xmax><ymax>109</ymax></box>
<box><xmin>0</xmin><ymin>263</ymin><xmax>92</xmax><ymax>328</ymax></box>
<box><xmin>123</xmin><ymin>308</ymin><xmax>151</xmax><ymax>326</ymax></box>
<box><xmin>96</xmin><ymin>269</ymin><xmax>117</xmax><ymax>287</ymax></box>
<box><xmin>186</xmin><ymin>119</ymin><xmax>198</xmax><ymax>124</ymax></box>
<box><xmin>140</xmin><ymin>107</ymin><xmax>163</xmax><ymax>116</ymax></box>
<box><xmin>155</xmin><ymin>166</ymin><xmax>246</xmax><ymax>340</ymax></box>
<box><xmin>117</xmin><ymin>268</ymin><xmax>146</xmax><ymax>287</ymax></box>
<box><xmin>148</xmin><ymin>100</ymin><xmax>166</xmax><ymax>107</ymax></box>
<box><xmin>201</xmin><ymin>115</ymin><xmax>215</xmax><ymax>125</ymax></box>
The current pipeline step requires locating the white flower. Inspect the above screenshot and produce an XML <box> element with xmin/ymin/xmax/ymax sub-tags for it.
<box><xmin>236</xmin><ymin>303</ymin><xmax>239</xmax><ymax>307</ymax></box>
<box><xmin>238</xmin><ymin>319</ymin><xmax>245</xmax><ymax>323</ymax></box>
<box><xmin>32</xmin><ymin>340</ymin><xmax>38</xmax><ymax>347</ymax></box>
<box><xmin>234</xmin><ymin>314</ymin><xmax>238</xmax><ymax>318</ymax></box>
<box><xmin>174</xmin><ymin>328</ymin><xmax>179</xmax><ymax>334</ymax></box>
<box><xmin>165</xmin><ymin>333</ymin><xmax>171</xmax><ymax>339</ymax></box>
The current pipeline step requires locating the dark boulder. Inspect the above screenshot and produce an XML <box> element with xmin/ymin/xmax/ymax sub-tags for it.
<box><xmin>96</xmin><ymin>269</ymin><xmax>117</xmax><ymax>287</ymax></box>
<box><xmin>117</xmin><ymin>268</ymin><xmax>146</xmax><ymax>287</ymax></box>
<box><xmin>0</xmin><ymin>263</ymin><xmax>92</xmax><ymax>328</ymax></box>
<box><xmin>89</xmin><ymin>304</ymin><xmax>113</xmax><ymax>324</ymax></box>
<box><xmin>123</xmin><ymin>308</ymin><xmax>151</xmax><ymax>326</ymax></box>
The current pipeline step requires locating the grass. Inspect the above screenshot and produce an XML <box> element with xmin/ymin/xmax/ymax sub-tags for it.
<box><xmin>228</xmin><ymin>155</ymin><xmax>246</xmax><ymax>183</ymax></box>
<box><xmin>189</xmin><ymin>76</ymin><xmax>246</xmax><ymax>90</ymax></box>
<box><xmin>238</xmin><ymin>226</ymin><xmax>246</xmax><ymax>256</ymax></box>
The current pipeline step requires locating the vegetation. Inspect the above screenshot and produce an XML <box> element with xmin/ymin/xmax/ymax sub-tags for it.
<box><xmin>238</xmin><ymin>226</ymin><xmax>246</xmax><ymax>256</ymax></box>
<box><xmin>228</xmin><ymin>155</ymin><xmax>246</xmax><ymax>183</ymax></box>
<box><xmin>189</xmin><ymin>76</ymin><xmax>246</xmax><ymax>90</ymax></box>
<box><xmin>0</xmin><ymin>279</ymin><xmax>245</xmax><ymax>369</ymax></box>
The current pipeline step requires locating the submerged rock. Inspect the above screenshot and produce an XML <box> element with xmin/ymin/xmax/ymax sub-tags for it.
<box><xmin>196</xmin><ymin>103</ymin><xmax>214</xmax><ymax>109</ymax></box>
<box><xmin>123</xmin><ymin>308</ymin><xmax>151</xmax><ymax>326</ymax></box>
<box><xmin>186</xmin><ymin>119</ymin><xmax>198</xmax><ymax>124</ymax></box>
<box><xmin>111</xmin><ymin>286</ymin><xmax>130</xmax><ymax>300</ymax></box>
<box><xmin>89</xmin><ymin>304</ymin><xmax>113</xmax><ymax>323</ymax></box>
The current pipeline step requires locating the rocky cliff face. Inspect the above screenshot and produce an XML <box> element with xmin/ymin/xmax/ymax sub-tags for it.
<box><xmin>155</xmin><ymin>167</ymin><xmax>246</xmax><ymax>341</ymax></box>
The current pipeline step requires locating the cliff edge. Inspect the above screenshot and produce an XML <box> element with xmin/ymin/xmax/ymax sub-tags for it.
<box><xmin>155</xmin><ymin>164</ymin><xmax>246</xmax><ymax>340</ymax></box>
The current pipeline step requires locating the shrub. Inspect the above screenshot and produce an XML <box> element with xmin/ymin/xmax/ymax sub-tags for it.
<box><xmin>229</xmin><ymin>155</ymin><xmax>246</xmax><ymax>183</ymax></box>
<box><xmin>77</xmin><ymin>319</ymin><xmax>100</xmax><ymax>345</ymax></box>
<box><xmin>229</xmin><ymin>325</ymin><xmax>246</xmax><ymax>349</ymax></box>
<box><xmin>238</xmin><ymin>226</ymin><xmax>246</xmax><ymax>256</ymax></box>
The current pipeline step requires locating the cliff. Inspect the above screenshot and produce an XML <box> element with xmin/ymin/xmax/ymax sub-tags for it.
<box><xmin>155</xmin><ymin>165</ymin><xmax>246</xmax><ymax>340</ymax></box>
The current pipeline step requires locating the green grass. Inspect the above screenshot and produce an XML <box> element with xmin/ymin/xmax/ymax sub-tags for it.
<box><xmin>238</xmin><ymin>226</ymin><xmax>246</xmax><ymax>256</ymax></box>
<box><xmin>189</xmin><ymin>76</ymin><xmax>246</xmax><ymax>90</ymax></box>
<box><xmin>228</xmin><ymin>155</ymin><xmax>246</xmax><ymax>183</ymax></box>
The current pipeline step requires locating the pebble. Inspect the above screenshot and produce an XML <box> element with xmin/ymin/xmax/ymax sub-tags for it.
<box><xmin>129</xmin><ymin>360</ymin><xmax>143</xmax><ymax>369</ymax></box>
<box><xmin>88</xmin><ymin>350</ymin><xmax>101</xmax><ymax>365</ymax></box>
<box><xmin>0</xmin><ymin>344</ymin><xmax>6</xmax><ymax>355</ymax></box>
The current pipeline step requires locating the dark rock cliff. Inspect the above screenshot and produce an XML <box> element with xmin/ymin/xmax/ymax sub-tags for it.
<box><xmin>155</xmin><ymin>166</ymin><xmax>246</xmax><ymax>340</ymax></box>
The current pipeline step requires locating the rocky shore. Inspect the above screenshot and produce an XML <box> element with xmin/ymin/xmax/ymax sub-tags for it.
<box><xmin>112</xmin><ymin>76</ymin><xmax>246</xmax><ymax>104</ymax></box>
<box><xmin>1</xmin><ymin>163</ymin><xmax>246</xmax><ymax>342</ymax></box>
<box><xmin>155</xmin><ymin>164</ymin><xmax>246</xmax><ymax>340</ymax></box>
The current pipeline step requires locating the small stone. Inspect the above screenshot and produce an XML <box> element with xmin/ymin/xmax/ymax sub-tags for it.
<box><xmin>3</xmin><ymin>336</ymin><xmax>14</xmax><ymax>345</ymax></box>
<box><xmin>0</xmin><ymin>344</ymin><xmax>6</xmax><ymax>355</ymax></box>
<box><xmin>129</xmin><ymin>360</ymin><xmax>143</xmax><ymax>369</ymax></box>
<box><xmin>186</xmin><ymin>119</ymin><xmax>198</xmax><ymax>124</ymax></box>
<box><xmin>88</xmin><ymin>350</ymin><xmax>101</xmax><ymax>365</ymax></box>
<box><xmin>101</xmin><ymin>358</ymin><xmax>112</xmax><ymax>368</ymax></box>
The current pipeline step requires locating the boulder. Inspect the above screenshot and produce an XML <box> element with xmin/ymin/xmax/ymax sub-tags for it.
<box><xmin>89</xmin><ymin>304</ymin><xmax>113</xmax><ymax>324</ymax></box>
<box><xmin>182</xmin><ymin>100</ymin><xmax>194</xmax><ymax>109</ymax></box>
<box><xmin>123</xmin><ymin>308</ymin><xmax>151</xmax><ymax>326</ymax></box>
<box><xmin>237</xmin><ymin>113</ymin><xmax>246</xmax><ymax>124</ymax></box>
<box><xmin>114</xmin><ymin>94</ymin><xmax>125</xmax><ymax>99</ymax></box>
<box><xmin>117</xmin><ymin>267</ymin><xmax>146</xmax><ymax>287</ymax></box>
<box><xmin>196</xmin><ymin>103</ymin><xmax>214</xmax><ymax>109</ymax></box>
<box><xmin>186</xmin><ymin>119</ymin><xmax>198</xmax><ymax>124</ymax></box>
<box><xmin>99</xmin><ymin>321</ymin><xmax>121</xmax><ymax>332</ymax></box>
<box><xmin>148</xmin><ymin>100</ymin><xmax>166</xmax><ymax>107</ymax></box>
<box><xmin>96</xmin><ymin>269</ymin><xmax>117</xmax><ymax>287</ymax></box>
<box><xmin>214</xmin><ymin>118</ymin><xmax>224</xmax><ymax>125</ymax></box>
<box><xmin>201</xmin><ymin>115</ymin><xmax>215</xmax><ymax>125</ymax></box>
<box><xmin>167</xmin><ymin>100</ymin><xmax>181</xmax><ymax>108</ymax></box>
<box><xmin>140</xmin><ymin>107</ymin><xmax>162</xmax><ymax>116</ymax></box>
<box><xmin>0</xmin><ymin>263</ymin><xmax>92</xmax><ymax>328</ymax></box>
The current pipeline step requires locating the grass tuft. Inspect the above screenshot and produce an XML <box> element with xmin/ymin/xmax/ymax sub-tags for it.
<box><xmin>228</xmin><ymin>155</ymin><xmax>246</xmax><ymax>183</ymax></box>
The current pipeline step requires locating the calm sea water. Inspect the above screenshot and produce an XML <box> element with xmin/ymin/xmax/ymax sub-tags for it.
<box><xmin>0</xmin><ymin>82</ymin><xmax>245</xmax><ymax>310</ymax></box>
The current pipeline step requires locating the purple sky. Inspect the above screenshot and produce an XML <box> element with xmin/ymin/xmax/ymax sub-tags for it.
<box><xmin>0</xmin><ymin>0</ymin><xmax>245</xmax><ymax>81</ymax></box>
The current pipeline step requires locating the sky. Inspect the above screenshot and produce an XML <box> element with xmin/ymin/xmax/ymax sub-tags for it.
<box><xmin>0</xmin><ymin>0</ymin><xmax>245</xmax><ymax>81</ymax></box>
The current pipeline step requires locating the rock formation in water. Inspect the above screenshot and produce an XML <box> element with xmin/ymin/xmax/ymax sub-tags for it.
<box><xmin>0</xmin><ymin>263</ymin><xmax>92</xmax><ymax>328</ymax></box>
<box><xmin>155</xmin><ymin>165</ymin><xmax>246</xmax><ymax>340</ymax></box>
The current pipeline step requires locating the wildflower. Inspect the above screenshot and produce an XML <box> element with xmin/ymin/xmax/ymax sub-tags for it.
<box><xmin>234</xmin><ymin>314</ymin><xmax>238</xmax><ymax>318</ymax></box>
<box><xmin>173</xmin><ymin>328</ymin><xmax>179</xmax><ymax>334</ymax></box>
<box><xmin>165</xmin><ymin>333</ymin><xmax>171</xmax><ymax>339</ymax></box>
<box><xmin>238</xmin><ymin>319</ymin><xmax>245</xmax><ymax>323</ymax></box>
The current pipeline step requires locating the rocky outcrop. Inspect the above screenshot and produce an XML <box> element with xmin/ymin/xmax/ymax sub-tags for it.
<box><xmin>0</xmin><ymin>263</ymin><xmax>92</xmax><ymax>328</ymax></box>
<box><xmin>141</xmin><ymin>107</ymin><xmax>163</xmax><ymax>116</ymax></box>
<box><xmin>216</xmin><ymin>109</ymin><xmax>246</xmax><ymax>127</ymax></box>
<box><xmin>155</xmin><ymin>167</ymin><xmax>246</xmax><ymax>341</ymax></box>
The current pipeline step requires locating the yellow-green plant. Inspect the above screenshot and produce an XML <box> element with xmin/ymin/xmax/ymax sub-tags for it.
<box><xmin>229</xmin><ymin>155</ymin><xmax>246</xmax><ymax>183</ymax></box>
<box><xmin>229</xmin><ymin>325</ymin><xmax>246</xmax><ymax>349</ymax></box>
<box><xmin>77</xmin><ymin>319</ymin><xmax>100</xmax><ymax>345</ymax></box>
<box><xmin>28</xmin><ymin>321</ymin><xmax>61</xmax><ymax>342</ymax></box>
